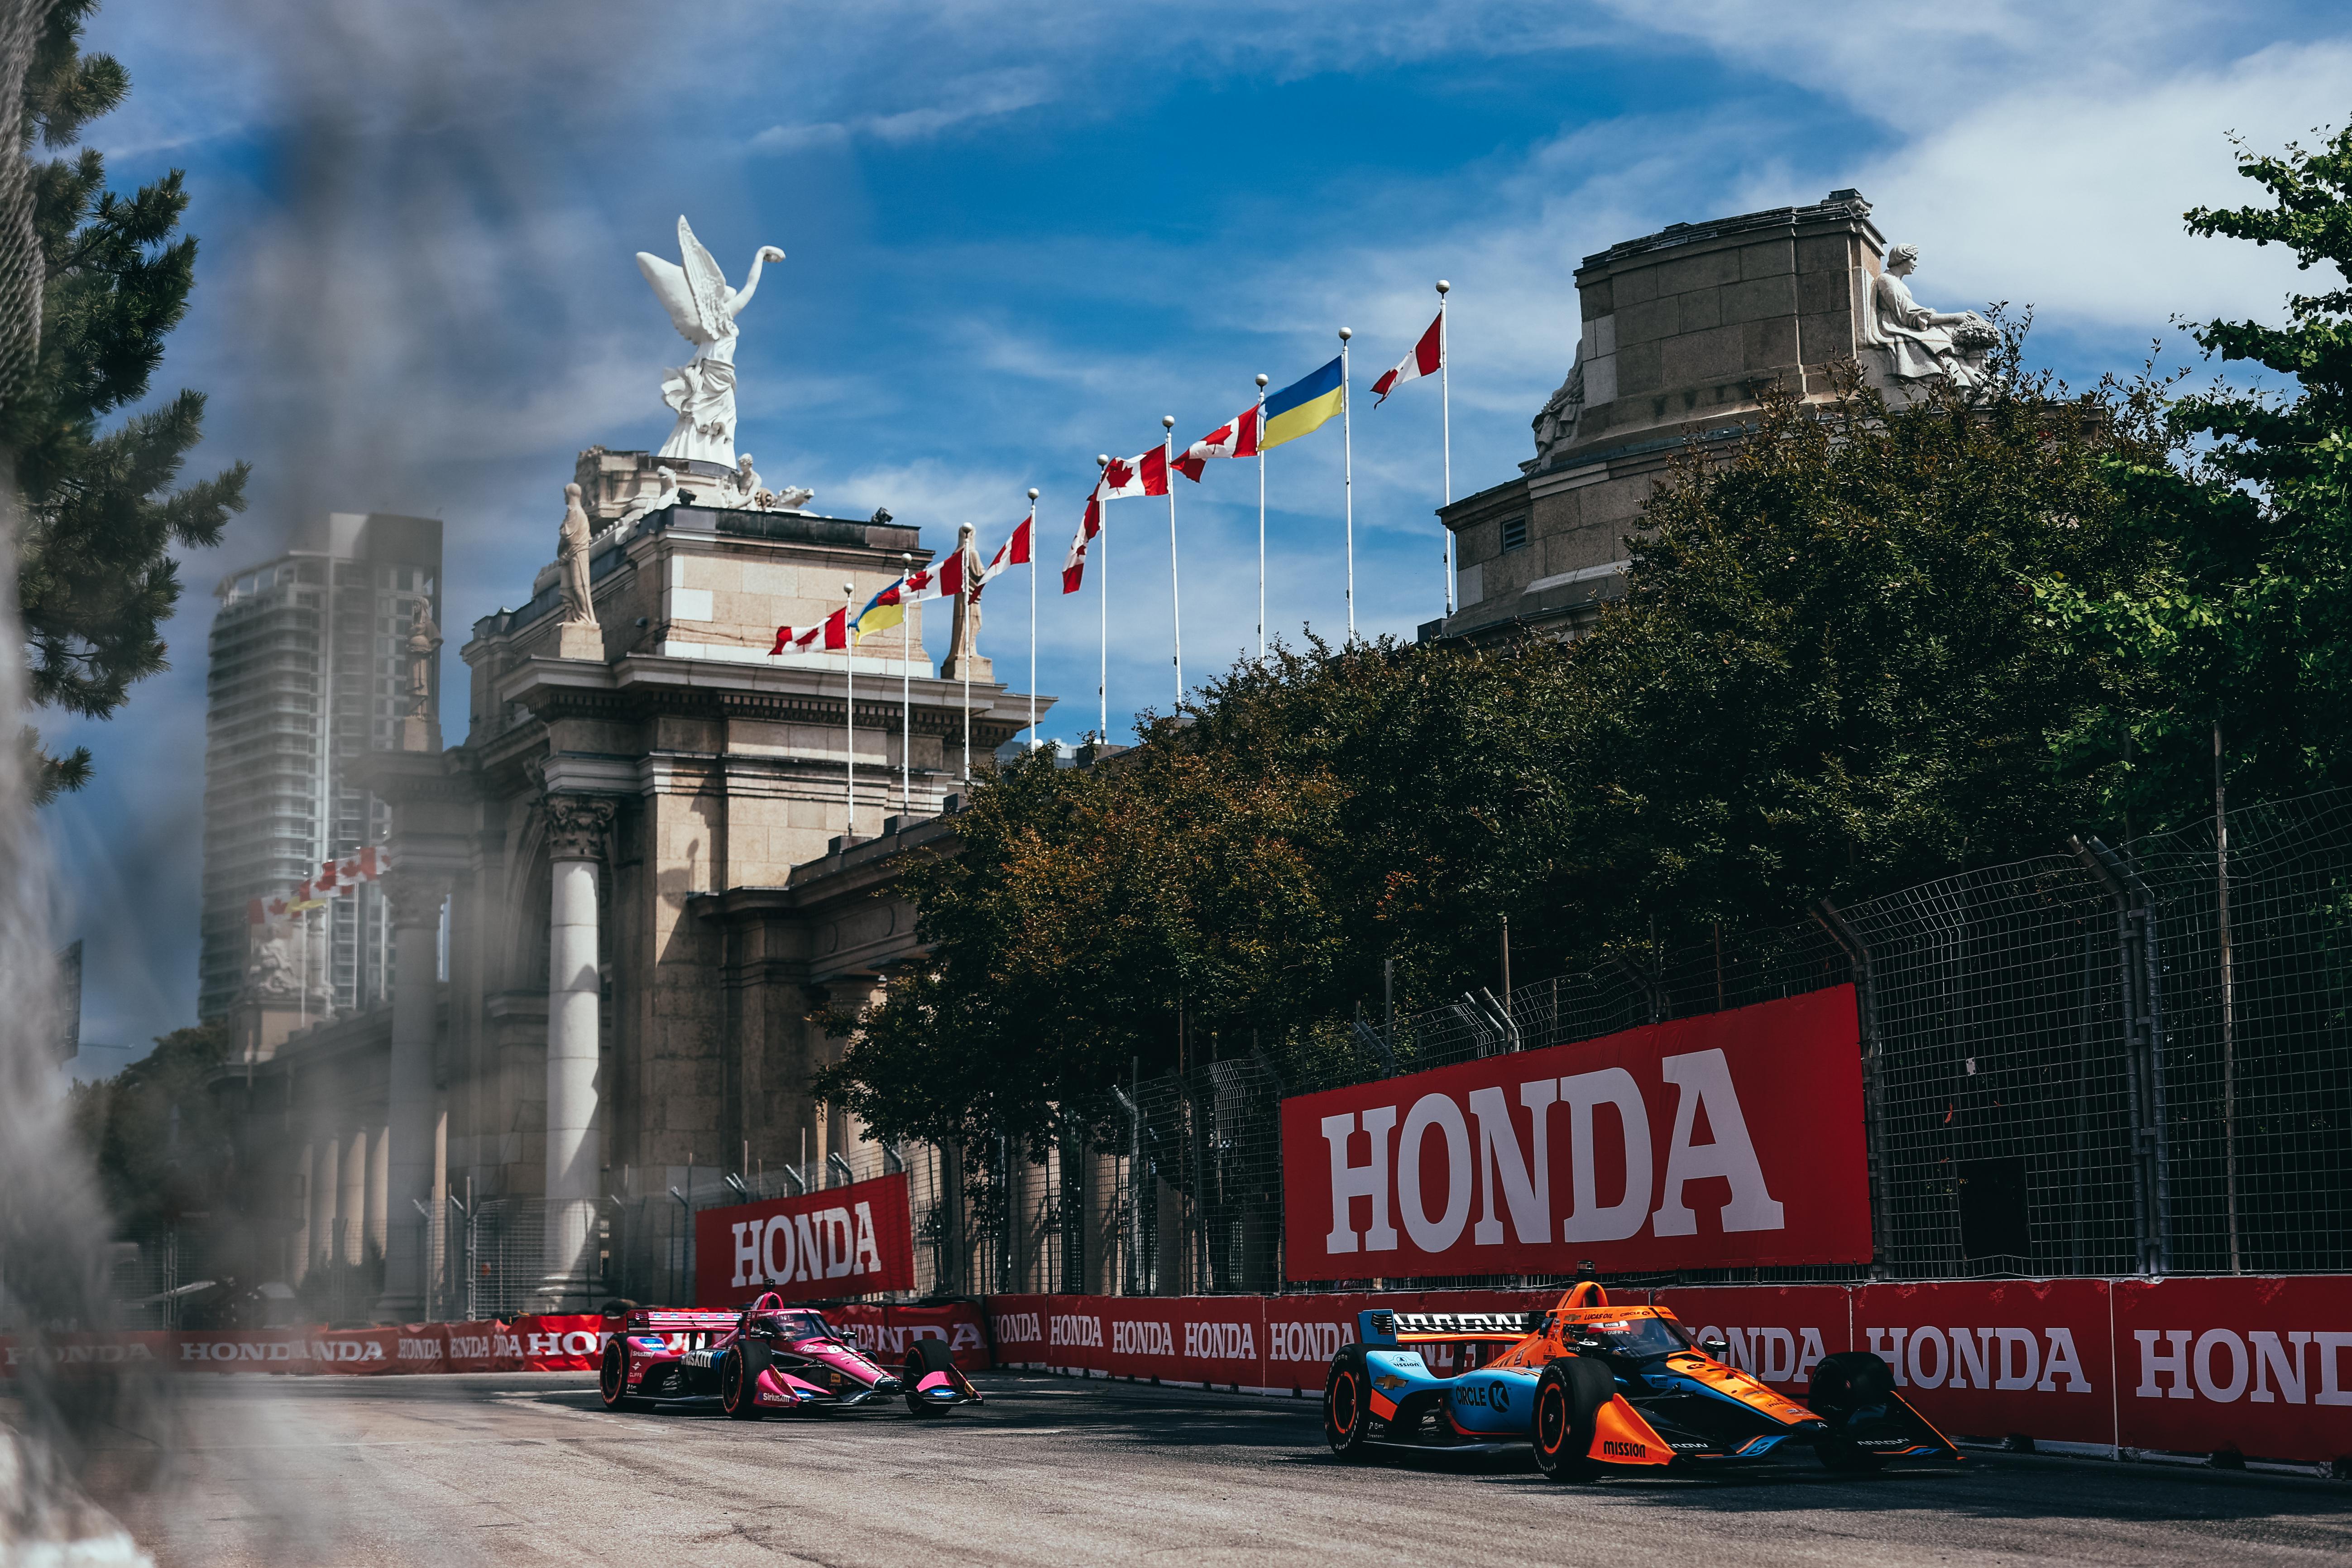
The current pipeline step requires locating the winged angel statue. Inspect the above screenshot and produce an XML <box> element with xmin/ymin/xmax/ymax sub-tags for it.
<box><xmin>637</xmin><ymin>217</ymin><xmax>785</xmax><ymax>465</ymax></box>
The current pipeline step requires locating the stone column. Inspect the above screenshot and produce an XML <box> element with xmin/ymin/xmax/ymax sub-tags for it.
<box><xmin>541</xmin><ymin>795</ymin><xmax>615</xmax><ymax>1311</ymax></box>
<box><xmin>340</xmin><ymin>1131</ymin><xmax>367</xmax><ymax>1266</ymax></box>
<box><xmin>290</xmin><ymin>1141</ymin><xmax>314</xmax><ymax>1286</ymax></box>
<box><xmin>311</xmin><ymin>1136</ymin><xmax>339</xmax><ymax>1271</ymax></box>
<box><xmin>374</xmin><ymin>872</ymin><xmax>444</xmax><ymax>1323</ymax></box>
<box><xmin>365</xmin><ymin>1124</ymin><xmax>389</xmax><ymax>1260</ymax></box>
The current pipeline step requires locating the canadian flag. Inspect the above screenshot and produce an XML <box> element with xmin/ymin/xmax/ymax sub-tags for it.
<box><xmin>1009</xmin><ymin>512</ymin><xmax>1032</xmax><ymax>566</ymax></box>
<box><xmin>1098</xmin><ymin>447</ymin><xmax>1168</xmax><ymax>501</ymax></box>
<box><xmin>770</xmin><ymin>606</ymin><xmax>849</xmax><ymax>655</ymax></box>
<box><xmin>315</xmin><ymin>861</ymin><xmax>342</xmax><ymax>898</ymax></box>
<box><xmin>247</xmin><ymin>898</ymin><xmax>266</xmax><ymax>926</ymax></box>
<box><xmin>1174</xmin><ymin>405</ymin><xmax>1262</xmax><ymax>481</ymax></box>
<box><xmin>1062</xmin><ymin>521</ymin><xmax>1091</xmax><ymax>595</ymax></box>
<box><xmin>356</xmin><ymin>846</ymin><xmax>390</xmax><ymax>880</ymax></box>
<box><xmin>1372</xmin><ymin>310</ymin><xmax>1443</xmax><ymax>403</ymax></box>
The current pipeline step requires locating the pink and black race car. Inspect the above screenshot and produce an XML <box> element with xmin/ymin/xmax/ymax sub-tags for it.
<box><xmin>598</xmin><ymin>1292</ymin><xmax>984</xmax><ymax>1419</ymax></box>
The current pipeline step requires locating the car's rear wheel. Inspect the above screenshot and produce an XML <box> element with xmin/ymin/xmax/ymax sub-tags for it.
<box><xmin>1322</xmin><ymin>1344</ymin><xmax>1374</xmax><ymax>1460</ymax></box>
<box><xmin>721</xmin><ymin>1345</ymin><xmax>768</xmax><ymax>1420</ymax></box>
<box><xmin>1809</xmin><ymin>1351</ymin><xmax>1895</xmax><ymax>1472</ymax></box>
<box><xmin>903</xmin><ymin>1336</ymin><xmax>958</xmax><ymax>1417</ymax></box>
<box><xmin>1532</xmin><ymin>1356</ymin><xmax>1613</xmax><ymax>1482</ymax></box>
<box><xmin>598</xmin><ymin>1338</ymin><xmax>631</xmax><ymax>1411</ymax></box>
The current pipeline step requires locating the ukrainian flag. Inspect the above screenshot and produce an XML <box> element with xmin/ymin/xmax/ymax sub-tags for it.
<box><xmin>1262</xmin><ymin>355</ymin><xmax>1346</xmax><ymax>449</ymax></box>
<box><xmin>852</xmin><ymin>580</ymin><xmax>907</xmax><ymax>643</ymax></box>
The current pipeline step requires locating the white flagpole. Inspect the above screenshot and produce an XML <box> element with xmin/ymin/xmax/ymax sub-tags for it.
<box><xmin>960</xmin><ymin>532</ymin><xmax>972</xmax><ymax>788</ymax></box>
<box><xmin>842</xmin><ymin>580</ymin><xmax>855</xmax><ymax>837</ymax></box>
<box><xmin>1339</xmin><ymin>326</ymin><xmax>1354</xmax><ymax>642</ymax></box>
<box><xmin>1095</xmin><ymin>454</ymin><xmax>1110</xmax><ymax>744</ymax></box>
<box><xmin>1254</xmin><ymin>373</ymin><xmax>1268</xmax><ymax>663</ymax></box>
<box><xmin>1438</xmin><ymin>279</ymin><xmax>1453</xmax><ymax>616</ymax></box>
<box><xmin>900</xmin><ymin>551</ymin><xmax>913</xmax><ymax>815</ymax></box>
<box><xmin>1025</xmin><ymin>487</ymin><xmax>1039</xmax><ymax>746</ymax></box>
<box><xmin>1162</xmin><ymin>414</ymin><xmax>1181</xmax><ymax>707</ymax></box>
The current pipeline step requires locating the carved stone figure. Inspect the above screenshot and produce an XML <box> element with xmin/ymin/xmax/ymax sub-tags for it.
<box><xmin>946</xmin><ymin>521</ymin><xmax>983</xmax><ymax>674</ymax></box>
<box><xmin>1531</xmin><ymin>353</ymin><xmax>1585</xmax><ymax>465</ymax></box>
<box><xmin>244</xmin><ymin>921</ymin><xmax>300</xmax><ymax>1000</ymax></box>
<box><xmin>404</xmin><ymin>601</ymin><xmax>441</xmax><ymax>720</ymax></box>
<box><xmin>557</xmin><ymin>482</ymin><xmax>597</xmax><ymax>626</ymax></box>
<box><xmin>1866</xmin><ymin>244</ymin><xmax>1997</xmax><ymax>388</ymax></box>
<box><xmin>757</xmin><ymin>484</ymin><xmax>815</xmax><ymax>512</ymax></box>
<box><xmin>618</xmin><ymin>465</ymin><xmax>679</xmax><ymax>525</ymax></box>
<box><xmin>636</xmin><ymin>216</ymin><xmax>785</xmax><ymax>467</ymax></box>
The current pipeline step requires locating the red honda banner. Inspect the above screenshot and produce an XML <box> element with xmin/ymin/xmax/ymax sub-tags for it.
<box><xmin>824</xmin><ymin>1302</ymin><xmax>993</xmax><ymax>1372</ymax></box>
<box><xmin>1854</xmin><ymin>1279</ymin><xmax>2116</xmax><ymax>1448</ymax></box>
<box><xmin>1648</xmin><ymin>1284</ymin><xmax>1855</xmax><ymax>1391</ymax></box>
<box><xmin>1281</xmin><ymin>986</ymin><xmax>1872</xmax><ymax>1281</ymax></box>
<box><xmin>516</xmin><ymin>1315</ymin><xmax>611</xmax><ymax>1371</ymax></box>
<box><xmin>2113</xmin><ymin>1275</ymin><xmax>2352</xmax><ymax>1462</ymax></box>
<box><xmin>692</xmin><ymin>1171</ymin><xmax>917</xmax><ymax>1305</ymax></box>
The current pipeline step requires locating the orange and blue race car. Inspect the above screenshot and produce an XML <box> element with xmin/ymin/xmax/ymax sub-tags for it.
<box><xmin>1321</xmin><ymin>1277</ymin><xmax>1959</xmax><ymax>1479</ymax></box>
<box><xmin>599</xmin><ymin>1293</ymin><xmax>983</xmax><ymax>1419</ymax></box>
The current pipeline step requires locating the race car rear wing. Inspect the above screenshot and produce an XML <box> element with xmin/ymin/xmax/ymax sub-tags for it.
<box><xmin>1357</xmin><ymin>1309</ymin><xmax>1546</xmax><ymax>1347</ymax></box>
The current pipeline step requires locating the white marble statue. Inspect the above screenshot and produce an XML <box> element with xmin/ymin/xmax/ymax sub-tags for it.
<box><xmin>557</xmin><ymin>482</ymin><xmax>597</xmax><ymax>626</ymax></box>
<box><xmin>618</xmin><ymin>465</ymin><xmax>680</xmax><ymax>526</ymax></box>
<box><xmin>637</xmin><ymin>217</ymin><xmax>785</xmax><ymax>466</ymax></box>
<box><xmin>404</xmin><ymin>601</ymin><xmax>441</xmax><ymax>719</ymax></box>
<box><xmin>1866</xmin><ymin>244</ymin><xmax>1996</xmax><ymax>388</ymax></box>
<box><xmin>947</xmin><ymin>521</ymin><xmax>982</xmax><ymax>670</ymax></box>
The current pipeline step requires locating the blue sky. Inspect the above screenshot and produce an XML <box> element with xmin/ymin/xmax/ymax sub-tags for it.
<box><xmin>39</xmin><ymin>0</ymin><xmax>2352</xmax><ymax>1052</ymax></box>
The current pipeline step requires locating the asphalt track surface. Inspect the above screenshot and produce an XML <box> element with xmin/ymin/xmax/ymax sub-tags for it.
<box><xmin>38</xmin><ymin>1371</ymin><xmax>2352</xmax><ymax>1567</ymax></box>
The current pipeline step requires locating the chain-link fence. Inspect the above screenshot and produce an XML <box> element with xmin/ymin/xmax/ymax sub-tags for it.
<box><xmin>1363</xmin><ymin>786</ymin><xmax>2352</xmax><ymax>1285</ymax></box>
<box><xmin>383</xmin><ymin>786</ymin><xmax>2352</xmax><ymax>1317</ymax></box>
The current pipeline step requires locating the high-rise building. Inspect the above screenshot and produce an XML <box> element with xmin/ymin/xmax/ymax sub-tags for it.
<box><xmin>197</xmin><ymin>513</ymin><xmax>442</xmax><ymax>1021</ymax></box>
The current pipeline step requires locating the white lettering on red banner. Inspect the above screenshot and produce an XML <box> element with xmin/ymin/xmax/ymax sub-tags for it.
<box><xmin>1282</xmin><ymin>988</ymin><xmax>1870</xmax><ymax>1279</ymax></box>
<box><xmin>693</xmin><ymin>1172</ymin><xmax>916</xmax><ymax>1305</ymax></box>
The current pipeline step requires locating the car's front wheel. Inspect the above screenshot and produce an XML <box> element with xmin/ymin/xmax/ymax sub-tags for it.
<box><xmin>1323</xmin><ymin>1344</ymin><xmax>1375</xmax><ymax>1459</ymax></box>
<box><xmin>720</xmin><ymin>1345</ymin><xmax>768</xmax><ymax>1421</ymax></box>
<box><xmin>1532</xmin><ymin>1357</ymin><xmax>1613</xmax><ymax>1481</ymax></box>
<box><xmin>903</xmin><ymin>1337</ymin><xmax>959</xmax><ymax>1417</ymax></box>
<box><xmin>1809</xmin><ymin>1351</ymin><xmax>1896</xmax><ymax>1472</ymax></box>
<box><xmin>598</xmin><ymin>1338</ymin><xmax>631</xmax><ymax>1411</ymax></box>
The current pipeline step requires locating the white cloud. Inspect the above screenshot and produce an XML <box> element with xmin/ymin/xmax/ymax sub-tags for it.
<box><xmin>753</xmin><ymin>71</ymin><xmax>1053</xmax><ymax>154</ymax></box>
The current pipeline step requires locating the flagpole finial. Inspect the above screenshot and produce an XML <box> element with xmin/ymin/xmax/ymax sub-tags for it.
<box><xmin>1162</xmin><ymin>414</ymin><xmax>1175</xmax><ymax>429</ymax></box>
<box><xmin>1338</xmin><ymin>326</ymin><xmax>1352</xmax><ymax>342</ymax></box>
<box><xmin>1255</xmin><ymin>373</ymin><xmax>1269</xmax><ymax>388</ymax></box>
<box><xmin>1027</xmin><ymin>487</ymin><xmax>1039</xmax><ymax>501</ymax></box>
<box><xmin>1096</xmin><ymin>454</ymin><xmax>1110</xmax><ymax>468</ymax></box>
<box><xmin>1436</xmin><ymin>279</ymin><xmax>1451</xmax><ymax>295</ymax></box>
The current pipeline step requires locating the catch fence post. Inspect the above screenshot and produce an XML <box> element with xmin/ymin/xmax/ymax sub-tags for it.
<box><xmin>1815</xmin><ymin>900</ymin><xmax>1891</xmax><ymax>1270</ymax></box>
<box><xmin>2071</xmin><ymin>836</ymin><xmax>2172</xmax><ymax>1276</ymax></box>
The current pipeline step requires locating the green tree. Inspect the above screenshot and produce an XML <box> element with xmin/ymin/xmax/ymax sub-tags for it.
<box><xmin>67</xmin><ymin>1018</ymin><xmax>233</xmax><ymax>1234</ymax></box>
<box><xmin>9</xmin><ymin>0</ymin><xmax>245</xmax><ymax>802</ymax></box>
<box><xmin>2037</xmin><ymin>121</ymin><xmax>2352</xmax><ymax>828</ymax></box>
<box><xmin>819</xmin><ymin>345</ymin><xmax>2177</xmax><ymax>1155</ymax></box>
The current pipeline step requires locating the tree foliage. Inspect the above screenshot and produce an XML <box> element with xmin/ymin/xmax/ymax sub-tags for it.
<box><xmin>9</xmin><ymin>0</ymin><xmax>245</xmax><ymax>802</ymax></box>
<box><xmin>67</xmin><ymin>1018</ymin><xmax>233</xmax><ymax>1235</ymax></box>
<box><xmin>820</xmin><ymin>341</ymin><xmax>2176</xmax><ymax>1153</ymax></box>
<box><xmin>2037</xmin><ymin>121</ymin><xmax>2352</xmax><ymax>826</ymax></box>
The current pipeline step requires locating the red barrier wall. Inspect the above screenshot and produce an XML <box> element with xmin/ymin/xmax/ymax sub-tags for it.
<box><xmin>6</xmin><ymin>1281</ymin><xmax>2347</xmax><ymax>1464</ymax></box>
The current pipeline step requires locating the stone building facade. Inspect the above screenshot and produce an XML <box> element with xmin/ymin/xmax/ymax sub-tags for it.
<box><xmin>214</xmin><ymin>465</ymin><xmax>1050</xmax><ymax>1317</ymax></box>
<box><xmin>1429</xmin><ymin>189</ymin><xmax>1913</xmax><ymax>643</ymax></box>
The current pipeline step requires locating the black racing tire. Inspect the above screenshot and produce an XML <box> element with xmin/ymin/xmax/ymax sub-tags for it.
<box><xmin>1809</xmin><ymin>1351</ymin><xmax>1896</xmax><ymax>1472</ymax></box>
<box><xmin>1532</xmin><ymin>1356</ymin><xmax>1614</xmax><ymax>1482</ymax></box>
<box><xmin>903</xmin><ymin>1337</ymin><xmax>958</xmax><ymax>1417</ymax></box>
<box><xmin>598</xmin><ymin>1338</ymin><xmax>631</xmax><ymax>1411</ymax></box>
<box><xmin>720</xmin><ymin>1346</ymin><xmax>767</xmax><ymax>1420</ymax></box>
<box><xmin>1322</xmin><ymin>1343</ymin><xmax>1375</xmax><ymax>1460</ymax></box>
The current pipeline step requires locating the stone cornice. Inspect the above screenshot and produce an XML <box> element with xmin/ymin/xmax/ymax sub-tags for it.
<box><xmin>354</xmin><ymin>748</ymin><xmax>480</xmax><ymax>806</ymax></box>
